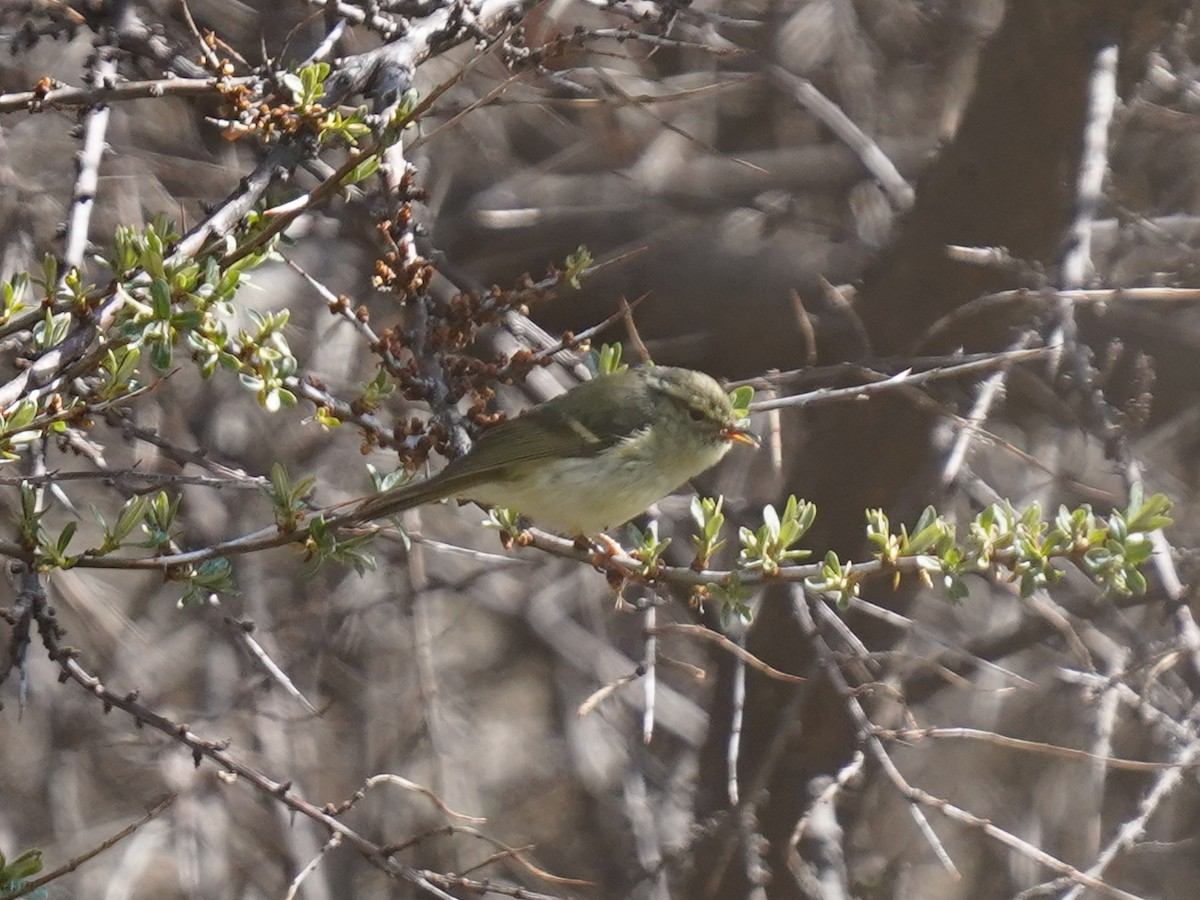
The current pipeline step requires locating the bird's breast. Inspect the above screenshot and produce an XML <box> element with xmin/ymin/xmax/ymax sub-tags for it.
<box><xmin>463</xmin><ymin>434</ymin><xmax>731</xmax><ymax>534</ymax></box>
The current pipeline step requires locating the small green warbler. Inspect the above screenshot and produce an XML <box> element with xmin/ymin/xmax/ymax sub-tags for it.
<box><xmin>349</xmin><ymin>366</ymin><xmax>758</xmax><ymax>535</ymax></box>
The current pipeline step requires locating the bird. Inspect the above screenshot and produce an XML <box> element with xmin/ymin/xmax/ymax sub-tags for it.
<box><xmin>346</xmin><ymin>365</ymin><xmax>758</xmax><ymax>535</ymax></box>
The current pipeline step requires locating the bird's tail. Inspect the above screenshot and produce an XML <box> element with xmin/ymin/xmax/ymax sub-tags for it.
<box><xmin>342</xmin><ymin>467</ymin><xmax>488</xmax><ymax>525</ymax></box>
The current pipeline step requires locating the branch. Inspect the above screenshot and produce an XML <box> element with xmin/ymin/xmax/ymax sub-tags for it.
<box><xmin>15</xmin><ymin>565</ymin><xmax>565</xmax><ymax>900</ymax></box>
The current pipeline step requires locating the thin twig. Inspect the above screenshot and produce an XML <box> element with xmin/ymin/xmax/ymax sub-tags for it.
<box><xmin>4</xmin><ymin>795</ymin><xmax>177</xmax><ymax>900</ymax></box>
<box><xmin>649</xmin><ymin>623</ymin><xmax>806</xmax><ymax>684</ymax></box>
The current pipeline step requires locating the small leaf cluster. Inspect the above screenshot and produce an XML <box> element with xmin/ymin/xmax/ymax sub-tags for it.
<box><xmin>18</xmin><ymin>488</ymin><xmax>171</xmax><ymax>568</ymax></box>
<box><xmin>101</xmin><ymin>219</ymin><xmax>295</xmax><ymax>409</ymax></box>
<box><xmin>0</xmin><ymin>271</ymin><xmax>29</xmax><ymax>327</ymax></box>
<box><xmin>561</xmin><ymin>245</ymin><xmax>594</xmax><ymax>290</ymax></box>
<box><xmin>700</xmin><ymin>573</ymin><xmax>753</xmax><ymax>626</ymax></box>
<box><xmin>280</xmin><ymin>62</ymin><xmax>328</xmax><ymax>111</ymax></box>
<box><xmin>216</xmin><ymin>61</ymin><xmax>372</xmax><ymax>145</ymax></box>
<box><xmin>1076</xmin><ymin>486</ymin><xmax>1170</xmax><ymax>596</ymax></box>
<box><xmin>177</xmin><ymin>558</ymin><xmax>236</xmax><ymax>608</ymax></box>
<box><xmin>628</xmin><ymin>523</ymin><xmax>671</xmax><ymax>578</ymax></box>
<box><xmin>691</xmin><ymin>496</ymin><xmax>727</xmax><ymax>569</ymax></box>
<box><xmin>864</xmin><ymin>489</ymin><xmax>1173</xmax><ymax>603</ymax></box>
<box><xmin>0</xmin><ymin>396</ymin><xmax>57</xmax><ymax>459</ymax></box>
<box><xmin>262</xmin><ymin>463</ymin><xmax>316</xmax><ymax>532</ymax></box>
<box><xmin>301</xmin><ymin>516</ymin><xmax>376</xmax><ymax>577</ymax></box>
<box><xmin>685</xmin><ymin>490</ymin><xmax>1173</xmax><ymax>618</ymax></box>
<box><xmin>867</xmin><ymin>505</ymin><xmax>946</xmax><ymax>589</ymax></box>
<box><xmin>727</xmin><ymin>385</ymin><xmax>754</xmax><ymax>423</ymax></box>
<box><xmin>483</xmin><ymin>506</ymin><xmax>524</xmax><ymax>550</ymax></box>
<box><xmin>805</xmin><ymin>551</ymin><xmax>859</xmax><ymax>607</ymax></box>
<box><xmin>590</xmin><ymin>343</ymin><xmax>628</xmax><ymax>376</ymax></box>
<box><xmin>13</xmin><ymin>487</ymin><xmax>235</xmax><ymax>607</ymax></box>
<box><xmin>233</xmin><ymin>310</ymin><xmax>297</xmax><ymax>411</ymax></box>
<box><xmin>357</xmin><ymin>369</ymin><xmax>396</xmax><ymax>414</ymax></box>
<box><xmin>738</xmin><ymin>495</ymin><xmax>815</xmax><ymax>576</ymax></box>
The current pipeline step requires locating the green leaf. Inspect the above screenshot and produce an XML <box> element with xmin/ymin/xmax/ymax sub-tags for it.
<box><xmin>2</xmin><ymin>847</ymin><xmax>44</xmax><ymax>882</ymax></box>
<box><xmin>592</xmin><ymin>343</ymin><xmax>627</xmax><ymax>376</ymax></box>
<box><xmin>342</xmin><ymin>154</ymin><xmax>380</xmax><ymax>185</ymax></box>
<box><xmin>179</xmin><ymin>557</ymin><xmax>235</xmax><ymax>606</ymax></box>
<box><xmin>55</xmin><ymin>521</ymin><xmax>77</xmax><ymax>556</ymax></box>
<box><xmin>150</xmin><ymin>278</ymin><xmax>172</xmax><ymax>319</ymax></box>
<box><xmin>562</xmin><ymin>245</ymin><xmax>593</xmax><ymax>290</ymax></box>
<box><xmin>727</xmin><ymin>385</ymin><xmax>755</xmax><ymax>419</ymax></box>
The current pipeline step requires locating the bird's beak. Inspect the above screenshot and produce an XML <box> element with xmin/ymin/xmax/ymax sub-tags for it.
<box><xmin>722</xmin><ymin>425</ymin><xmax>760</xmax><ymax>447</ymax></box>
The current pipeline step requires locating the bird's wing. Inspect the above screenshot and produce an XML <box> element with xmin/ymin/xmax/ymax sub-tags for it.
<box><xmin>349</xmin><ymin>373</ymin><xmax>652</xmax><ymax>521</ymax></box>
<box><xmin>445</xmin><ymin>372</ymin><xmax>652</xmax><ymax>476</ymax></box>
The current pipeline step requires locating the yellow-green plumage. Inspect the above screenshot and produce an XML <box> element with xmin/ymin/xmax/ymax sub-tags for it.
<box><xmin>348</xmin><ymin>366</ymin><xmax>756</xmax><ymax>535</ymax></box>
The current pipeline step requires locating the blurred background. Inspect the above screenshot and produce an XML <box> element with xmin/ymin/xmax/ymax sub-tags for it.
<box><xmin>3</xmin><ymin>1</ymin><xmax>1200</xmax><ymax>897</ymax></box>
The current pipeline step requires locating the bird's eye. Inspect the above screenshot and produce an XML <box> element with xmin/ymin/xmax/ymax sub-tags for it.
<box><xmin>688</xmin><ymin>408</ymin><xmax>706</xmax><ymax>422</ymax></box>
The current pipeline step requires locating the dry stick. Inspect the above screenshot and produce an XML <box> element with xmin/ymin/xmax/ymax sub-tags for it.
<box><xmin>1061</xmin><ymin>44</ymin><xmax>1119</xmax><ymax>297</ymax></box>
<box><xmin>105</xmin><ymin>411</ymin><xmax>259</xmax><ymax>481</ymax></box>
<box><xmin>1047</xmin><ymin>37</ymin><xmax>1113</xmax><ymax>369</ymax></box>
<box><xmin>404</xmin><ymin>505</ymin><xmax>466</xmax><ymax>854</ymax></box>
<box><xmin>225</xmin><ymin>617</ymin><xmax>321</xmax><ymax>716</ymax></box>
<box><xmin>0</xmin><ymin>470</ymin><xmax>265</xmax><ymax>489</ymax></box>
<box><xmin>1059</xmin><ymin>713</ymin><xmax>1200</xmax><ymax>900</ymax></box>
<box><xmin>738</xmin><ymin>348</ymin><xmax>1056</xmax><ymax>392</ymax></box>
<box><xmin>792</xmin><ymin>592</ymin><xmax>955</xmax><ymax>879</ymax></box>
<box><xmin>700</xmin><ymin>606</ymin><xmax>811</xmax><ymax>899</ymax></box>
<box><xmin>621</xmin><ymin>295</ymin><xmax>653</xmax><ymax>365</ymax></box>
<box><xmin>788</xmin><ymin>289</ymin><xmax>818</xmax><ymax>367</ymax></box>
<box><xmin>642</xmin><ymin>600</ymin><xmax>657</xmax><ymax>744</ymax></box>
<box><xmin>405</xmin><ymin>69</ymin><xmax>527</xmax><ymax>154</ymax></box>
<box><xmin>752</xmin><ymin>355</ymin><xmax>1115</xmax><ymax>503</ymax></box>
<box><xmin>364</xmin><ymin>774</ymin><xmax>485</xmax><ymax>824</ymax></box>
<box><xmin>945</xmin><ymin>243</ymin><xmax>1045</xmax><ymax>278</ymax></box>
<box><xmin>495</xmin><ymin>294</ymin><xmax>649</xmax><ymax>378</ymax></box>
<box><xmin>1057</xmin><ymin>669</ymin><xmax>1192</xmax><ymax>744</ymax></box>
<box><xmin>879</xmin><ymin>727</ymin><xmax>1190</xmax><ymax>773</ymax></box>
<box><xmin>649</xmin><ymin>623</ymin><xmax>806</xmax><ymax>684</ymax></box>
<box><xmin>451</xmin><ymin>831</ymin><xmax>592</xmax><ymax>887</ymax></box>
<box><xmin>178</xmin><ymin>0</ymin><xmax>222</xmax><ymax>73</ymax></box>
<box><xmin>587</xmin><ymin>26</ymin><xmax>749</xmax><ymax>58</ymax></box>
<box><xmin>789</xmin><ymin>751</ymin><xmax>864</xmax><ymax>848</ymax></box>
<box><xmin>3</xmin><ymin>795</ymin><xmax>177</xmax><ymax>900</ymax></box>
<box><xmin>844</xmin><ymin>595</ymin><xmax>1035</xmax><ymax>690</ymax></box>
<box><xmin>589</xmin><ymin>66</ymin><xmax>768</xmax><ymax>174</ymax></box>
<box><xmin>1083</xmin><ymin>643</ymin><xmax>1130</xmax><ymax>870</ymax></box>
<box><xmin>727</xmin><ymin>650</ymin><xmax>745</xmax><ymax>806</ymax></box>
<box><xmin>61</xmin><ymin>51</ymin><xmax>115</xmax><ymax>270</ymax></box>
<box><xmin>763</xmin><ymin>65</ymin><xmax>914</xmax><ymax>212</ymax></box>
<box><xmin>17</xmin><ymin>571</ymin><xmax>562</xmax><ymax>900</ymax></box>
<box><xmin>796</xmin><ymin>595</ymin><xmax>1157</xmax><ymax>900</ymax></box>
<box><xmin>1019</xmin><ymin>588</ymin><xmax>1095</xmax><ymax>672</ymax></box>
<box><xmin>1057</xmin><ymin>41</ymin><xmax>1200</xmax><ymax>693</ymax></box>
<box><xmin>918</xmin><ymin>286</ymin><xmax>1200</xmax><ymax>349</ymax></box>
<box><xmin>577</xmin><ymin>670</ymin><xmax>643</xmax><ymax>718</ymax></box>
<box><xmin>283</xmin><ymin>833</ymin><xmax>343</xmax><ymax>900</ymax></box>
<box><xmin>0</xmin><ymin>75</ymin><xmax>246</xmax><ymax>113</ymax></box>
<box><xmin>748</xmin><ymin>346</ymin><xmax>1053</xmax><ymax>412</ymax></box>
<box><xmin>939</xmin><ymin>331</ymin><xmax>1037</xmax><ymax>489</ymax></box>
<box><xmin>900</xmin><ymin>583</ymin><xmax>1159</xmax><ymax>710</ymax></box>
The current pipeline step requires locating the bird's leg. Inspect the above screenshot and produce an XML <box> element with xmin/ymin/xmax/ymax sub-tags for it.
<box><xmin>588</xmin><ymin>533</ymin><xmax>625</xmax><ymax>557</ymax></box>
